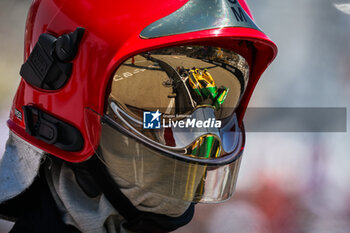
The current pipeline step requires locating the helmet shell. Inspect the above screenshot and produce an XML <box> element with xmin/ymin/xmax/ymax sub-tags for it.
<box><xmin>8</xmin><ymin>0</ymin><xmax>277</xmax><ymax>162</ymax></box>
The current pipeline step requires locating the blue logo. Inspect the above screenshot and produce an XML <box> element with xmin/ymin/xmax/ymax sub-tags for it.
<box><xmin>143</xmin><ymin>110</ymin><xmax>161</xmax><ymax>129</ymax></box>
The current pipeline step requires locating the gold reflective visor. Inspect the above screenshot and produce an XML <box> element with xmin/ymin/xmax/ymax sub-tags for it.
<box><xmin>85</xmin><ymin>45</ymin><xmax>248</xmax><ymax>202</ymax></box>
<box><xmin>106</xmin><ymin>46</ymin><xmax>248</xmax><ymax>158</ymax></box>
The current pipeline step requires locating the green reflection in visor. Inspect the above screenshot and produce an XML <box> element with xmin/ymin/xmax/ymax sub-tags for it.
<box><xmin>188</xmin><ymin>68</ymin><xmax>229</xmax><ymax>110</ymax></box>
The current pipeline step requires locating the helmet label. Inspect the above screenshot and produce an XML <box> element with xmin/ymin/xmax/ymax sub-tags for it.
<box><xmin>14</xmin><ymin>108</ymin><xmax>22</xmax><ymax>121</ymax></box>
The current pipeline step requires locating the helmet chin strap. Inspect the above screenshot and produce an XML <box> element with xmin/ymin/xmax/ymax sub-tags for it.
<box><xmin>70</xmin><ymin>155</ymin><xmax>195</xmax><ymax>233</ymax></box>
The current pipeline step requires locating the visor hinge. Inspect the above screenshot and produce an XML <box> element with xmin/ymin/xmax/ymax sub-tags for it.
<box><xmin>23</xmin><ymin>106</ymin><xmax>84</xmax><ymax>151</ymax></box>
<box><xmin>20</xmin><ymin>27</ymin><xmax>85</xmax><ymax>90</ymax></box>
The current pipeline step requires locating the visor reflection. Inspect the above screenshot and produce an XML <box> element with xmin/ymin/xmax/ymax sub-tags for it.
<box><xmin>110</xmin><ymin>46</ymin><xmax>249</xmax><ymax>120</ymax></box>
<box><xmin>106</xmin><ymin>46</ymin><xmax>248</xmax><ymax>158</ymax></box>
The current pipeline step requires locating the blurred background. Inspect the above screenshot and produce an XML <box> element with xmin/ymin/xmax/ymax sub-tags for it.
<box><xmin>1</xmin><ymin>0</ymin><xmax>350</xmax><ymax>232</ymax></box>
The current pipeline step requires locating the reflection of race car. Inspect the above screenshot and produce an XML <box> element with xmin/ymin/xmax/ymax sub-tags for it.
<box><xmin>188</xmin><ymin>68</ymin><xmax>229</xmax><ymax>109</ymax></box>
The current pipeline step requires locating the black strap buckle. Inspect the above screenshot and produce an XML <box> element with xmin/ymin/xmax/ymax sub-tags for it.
<box><xmin>23</xmin><ymin>106</ymin><xmax>84</xmax><ymax>151</ymax></box>
<box><xmin>23</xmin><ymin>106</ymin><xmax>58</xmax><ymax>144</ymax></box>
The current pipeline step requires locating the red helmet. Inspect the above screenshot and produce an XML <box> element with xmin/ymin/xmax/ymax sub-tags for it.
<box><xmin>8</xmin><ymin>0</ymin><xmax>277</xmax><ymax>202</ymax></box>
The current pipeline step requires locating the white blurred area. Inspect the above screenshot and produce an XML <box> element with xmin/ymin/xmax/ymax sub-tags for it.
<box><xmin>0</xmin><ymin>0</ymin><xmax>30</xmax><ymax>232</ymax></box>
<box><xmin>1</xmin><ymin>0</ymin><xmax>350</xmax><ymax>233</ymax></box>
<box><xmin>0</xmin><ymin>0</ymin><xmax>28</xmax><ymax>156</ymax></box>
